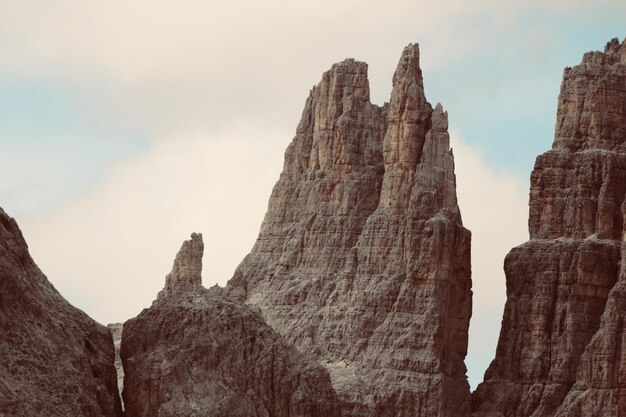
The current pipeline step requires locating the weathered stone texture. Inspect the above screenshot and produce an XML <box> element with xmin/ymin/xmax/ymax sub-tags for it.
<box><xmin>107</xmin><ymin>322</ymin><xmax>125</xmax><ymax>410</ymax></box>
<box><xmin>472</xmin><ymin>37</ymin><xmax>626</xmax><ymax>417</ymax></box>
<box><xmin>122</xmin><ymin>234</ymin><xmax>341</xmax><ymax>417</ymax></box>
<box><xmin>0</xmin><ymin>207</ymin><xmax>122</xmax><ymax>417</ymax></box>
<box><xmin>228</xmin><ymin>43</ymin><xmax>472</xmax><ymax>417</ymax></box>
<box><xmin>156</xmin><ymin>232</ymin><xmax>203</xmax><ymax>301</ymax></box>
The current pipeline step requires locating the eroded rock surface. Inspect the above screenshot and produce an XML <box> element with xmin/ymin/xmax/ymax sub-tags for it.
<box><xmin>156</xmin><ymin>232</ymin><xmax>203</xmax><ymax>302</ymax></box>
<box><xmin>228</xmin><ymin>44</ymin><xmax>472</xmax><ymax>417</ymax></box>
<box><xmin>107</xmin><ymin>323</ymin><xmax>125</xmax><ymax>410</ymax></box>
<box><xmin>472</xmin><ymin>37</ymin><xmax>626</xmax><ymax>417</ymax></box>
<box><xmin>0</xmin><ymin>207</ymin><xmax>122</xmax><ymax>417</ymax></box>
<box><xmin>121</xmin><ymin>234</ymin><xmax>341</xmax><ymax>417</ymax></box>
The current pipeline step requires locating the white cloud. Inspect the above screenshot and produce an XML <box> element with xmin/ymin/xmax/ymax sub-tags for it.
<box><xmin>451</xmin><ymin>129</ymin><xmax>529</xmax><ymax>388</ymax></box>
<box><xmin>3</xmin><ymin>0</ymin><xmax>618</xmax><ymax>135</ymax></box>
<box><xmin>16</xmin><ymin>123</ymin><xmax>530</xmax><ymax>392</ymax></box>
<box><xmin>2</xmin><ymin>0</ymin><xmax>620</xmax><ymax>393</ymax></box>
<box><xmin>21</xmin><ymin>124</ymin><xmax>289</xmax><ymax>323</ymax></box>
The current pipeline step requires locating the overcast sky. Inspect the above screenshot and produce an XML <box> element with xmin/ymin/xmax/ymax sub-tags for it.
<box><xmin>1</xmin><ymin>0</ymin><xmax>624</xmax><ymax>389</ymax></box>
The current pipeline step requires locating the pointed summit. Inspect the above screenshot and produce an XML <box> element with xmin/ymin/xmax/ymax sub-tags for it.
<box><xmin>384</xmin><ymin>43</ymin><xmax>432</xmax><ymax>169</ymax></box>
<box><xmin>156</xmin><ymin>233</ymin><xmax>203</xmax><ymax>301</ymax></box>
<box><xmin>228</xmin><ymin>43</ymin><xmax>471</xmax><ymax>417</ymax></box>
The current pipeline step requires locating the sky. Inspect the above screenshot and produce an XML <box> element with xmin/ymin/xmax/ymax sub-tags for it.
<box><xmin>0</xmin><ymin>0</ymin><xmax>624</xmax><ymax>390</ymax></box>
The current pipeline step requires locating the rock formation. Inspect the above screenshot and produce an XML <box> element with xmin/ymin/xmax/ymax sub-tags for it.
<box><xmin>121</xmin><ymin>233</ymin><xmax>341</xmax><ymax>417</ymax></box>
<box><xmin>472</xmin><ymin>37</ymin><xmax>626</xmax><ymax>417</ymax></box>
<box><xmin>107</xmin><ymin>323</ymin><xmax>125</xmax><ymax>410</ymax></box>
<box><xmin>227</xmin><ymin>43</ymin><xmax>472</xmax><ymax>417</ymax></box>
<box><xmin>156</xmin><ymin>232</ymin><xmax>203</xmax><ymax>301</ymax></box>
<box><xmin>0</xmin><ymin>207</ymin><xmax>122</xmax><ymax>417</ymax></box>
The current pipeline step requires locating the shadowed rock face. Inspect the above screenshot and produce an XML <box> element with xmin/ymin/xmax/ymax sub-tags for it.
<box><xmin>227</xmin><ymin>44</ymin><xmax>472</xmax><ymax>417</ymax></box>
<box><xmin>0</xmin><ymin>208</ymin><xmax>122</xmax><ymax>417</ymax></box>
<box><xmin>121</xmin><ymin>234</ymin><xmax>341</xmax><ymax>417</ymax></box>
<box><xmin>107</xmin><ymin>323</ymin><xmax>125</xmax><ymax>411</ymax></box>
<box><xmin>472</xmin><ymin>37</ymin><xmax>626</xmax><ymax>417</ymax></box>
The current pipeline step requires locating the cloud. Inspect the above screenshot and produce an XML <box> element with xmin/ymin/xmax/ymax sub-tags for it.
<box><xmin>2</xmin><ymin>0</ymin><xmax>621</xmax><ymax>136</ymax></box>
<box><xmin>1</xmin><ymin>0</ymin><xmax>620</xmax><ymax>394</ymax></box>
<box><xmin>20</xmin><ymin>124</ymin><xmax>289</xmax><ymax>323</ymax></box>
<box><xmin>451</xmin><ymin>129</ymin><xmax>529</xmax><ymax>388</ymax></box>
<box><xmin>16</xmin><ymin>122</ymin><xmax>529</xmax><ymax>392</ymax></box>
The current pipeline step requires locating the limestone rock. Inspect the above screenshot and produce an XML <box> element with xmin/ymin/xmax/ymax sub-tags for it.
<box><xmin>107</xmin><ymin>323</ymin><xmax>125</xmax><ymax>411</ymax></box>
<box><xmin>121</xmin><ymin>234</ymin><xmax>341</xmax><ymax>417</ymax></box>
<box><xmin>0</xmin><ymin>207</ymin><xmax>122</xmax><ymax>417</ymax></box>
<box><xmin>228</xmin><ymin>43</ymin><xmax>472</xmax><ymax>417</ymax></box>
<box><xmin>472</xmin><ymin>37</ymin><xmax>626</xmax><ymax>417</ymax></box>
<box><xmin>156</xmin><ymin>232</ymin><xmax>203</xmax><ymax>302</ymax></box>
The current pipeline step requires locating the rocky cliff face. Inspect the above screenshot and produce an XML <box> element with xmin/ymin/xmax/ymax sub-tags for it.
<box><xmin>156</xmin><ymin>232</ymin><xmax>203</xmax><ymax>302</ymax></box>
<box><xmin>227</xmin><ymin>44</ymin><xmax>472</xmax><ymax>417</ymax></box>
<box><xmin>0</xmin><ymin>207</ymin><xmax>122</xmax><ymax>417</ymax></box>
<box><xmin>121</xmin><ymin>234</ymin><xmax>341</xmax><ymax>417</ymax></box>
<box><xmin>472</xmin><ymin>37</ymin><xmax>626</xmax><ymax>417</ymax></box>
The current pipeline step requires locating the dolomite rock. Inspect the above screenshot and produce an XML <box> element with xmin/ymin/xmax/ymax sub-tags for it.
<box><xmin>121</xmin><ymin>234</ymin><xmax>341</xmax><ymax>417</ymax></box>
<box><xmin>472</xmin><ymin>37</ymin><xmax>626</xmax><ymax>417</ymax></box>
<box><xmin>107</xmin><ymin>323</ymin><xmax>125</xmax><ymax>410</ymax></box>
<box><xmin>228</xmin><ymin>44</ymin><xmax>472</xmax><ymax>417</ymax></box>
<box><xmin>156</xmin><ymin>232</ymin><xmax>203</xmax><ymax>301</ymax></box>
<box><xmin>0</xmin><ymin>207</ymin><xmax>122</xmax><ymax>417</ymax></box>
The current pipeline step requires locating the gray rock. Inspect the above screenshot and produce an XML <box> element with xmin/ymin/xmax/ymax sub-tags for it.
<box><xmin>121</xmin><ymin>234</ymin><xmax>341</xmax><ymax>417</ymax></box>
<box><xmin>156</xmin><ymin>232</ymin><xmax>203</xmax><ymax>302</ymax></box>
<box><xmin>472</xmin><ymin>37</ymin><xmax>626</xmax><ymax>417</ymax></box>
<box><xmin>0</xmin><ymin>207</ymin><xmax>122</xmax><ymax>417</ymax></box>
<box><xmin>227</xmin><ymin>43</ymin><xmax>472</xmax><ymax>417</ymax></box>
<box><xmin>107</xmin><ymin>323</ymin><xmax>125</xmax><ymax>411</ymax></box>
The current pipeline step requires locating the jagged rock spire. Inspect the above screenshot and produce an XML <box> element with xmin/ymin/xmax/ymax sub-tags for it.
<box><xmin>156</xmin><ymin>233</ymin><xmax>203</xmax><ymax>301</ymax></box>
<box><xmin>384</xmin><ymin>43</ymin><xmax>431</xmax><ymax>169</ymax></box>
<box><xmin>227</xmin><ymin>43</ymin><xmax>471</xmax><ymax>417</ymax></box>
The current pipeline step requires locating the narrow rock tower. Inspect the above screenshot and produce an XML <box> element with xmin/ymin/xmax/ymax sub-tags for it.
<box><xmin>156</xmin><ymin>232</ymin><xmax>203</xmax><ymax>301</ymax></box>
<box><xmin>228</xmin><ymin>44</ymin><xmax>472</xmax><ymax>417</ymax></box>
<box><xmin>472</xmin><ymin>37</ymin><xmax>626</xmax><ymax>417</ymax></box>
<box><xmin>122</xmin><ymin>233</ymin><xmax>341</xmax><ymax>417</ymax></box>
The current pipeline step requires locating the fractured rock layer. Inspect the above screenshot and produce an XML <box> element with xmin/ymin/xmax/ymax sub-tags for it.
<box><xmin>228</xmin><ymin>43</ymin><xmax>472</xmax><ymax>417</ymax></box>
<box><xmin>156</xmin><ymin>232</ymin><xmax>203</xmax><ymax>302</ymax></box>
<box><xmin>121</xmin><ymin>234</ymin><xmax>341</xmax><ymax>417</ymax></box>
<box><xmin>472</xmin><ymin>37</ymin><xmax>626</xmax><ymax>417</ymax></box>
<box><xmin>107</xmin><ymin>323</ymin><xmax>125</xmax><ymax>410</ymax></box>
<box><xmin>0</xmin><ymin>207</ymin><xmax>122</xmax><ymax>417</ymax></box>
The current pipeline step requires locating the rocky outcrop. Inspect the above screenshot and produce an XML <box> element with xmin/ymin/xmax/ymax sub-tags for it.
<box><xmin>156</xmin><ymin>232</ymin><xmax>203</xmax><ymax>302</ymax></box>
<box><xmin>228</xmin><ymin>44</ymin><xmax>472</xmax><ymax>417</ymax></box>
<box><xmin>0</xmin><ymin>207</ymin><xmax>122</xmax><ymax>417</ymax></box>
<box><xmin>121</xmin><ymin>233</ymin><xmax>341</xmax><ymax>417</ymax></box>
<box><xmin>472</xmin><ymin>37</ymin><xmax>626</xmax><ymax>417</ymax></box>
<box><xmin>107</xmin><ymin>323</ymin><xmax>125</xmax><ymax>410</ymax></box>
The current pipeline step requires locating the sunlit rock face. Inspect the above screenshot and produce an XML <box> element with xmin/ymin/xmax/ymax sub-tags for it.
<box><xmin>227</xmin><ymin>43</ymin><xmax>472</xmax><ymax>417</ymax></box>
<box><xmin>121</xmin><ymin>233</ymin><xmax>341</xmax><ymax>417</ymax></box>
<box><xmin>472</xmin><ymin>37</ymin><xmax>626</xmax><ymax>417</ymax></box>
<box><xmin>0</xmin><ymin>207</ymin><xmax>122</xmax><ymax>417</ymax></box>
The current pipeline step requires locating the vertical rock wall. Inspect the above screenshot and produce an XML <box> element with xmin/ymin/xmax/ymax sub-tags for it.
<box><xmin>228</xmin><ymin>44</ymin><xmax>472</xmax><ymax>417</ymax></box>
<box><xmin>472</xmin><ymin>37</ymin><xmax>626</xmax><ymax>417</ymax></box>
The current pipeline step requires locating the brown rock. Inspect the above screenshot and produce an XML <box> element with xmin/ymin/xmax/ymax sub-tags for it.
<box><xmin>121</xmin><ymin>234</ymin><xmax>341</xmax><ymax>417</ymax></box>
<box><xmin>156</xmin><ymin>232</ymin><xmax>203</xmax><ymax>302</ymax></box>
<box><xmin>0</xmin><ymin>207</ymin><xmax>122</xmax><ymax>417</ymax></box>
<box><xmin>228</xmin><ymin>43</ymin><xmax>472</xmax><ymax>417</ymax></box>
<box><xmin>107</xmin><ymin>323</ymin><xmax>125</xmax><ymax>411</ymax></box>
<box><xmin>472</xmin><ymin>37</ymin><xmax>626</xmax><ymax>417</ymax></box>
